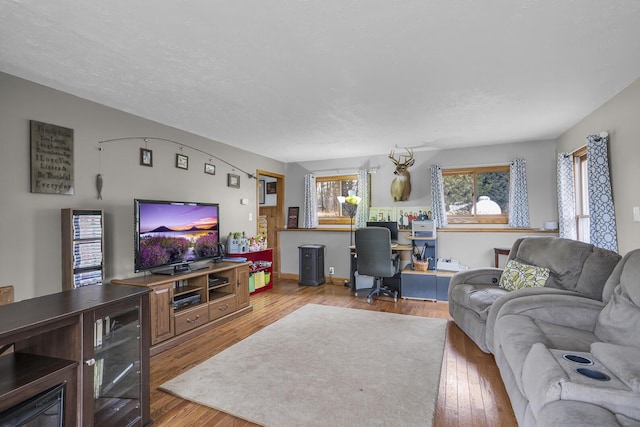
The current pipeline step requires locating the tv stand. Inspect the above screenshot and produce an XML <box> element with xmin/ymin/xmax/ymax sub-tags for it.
<box><xmin>113</xmin><ymin>261</ymin><xmax>252</xmax><ymax>356</ymax></box>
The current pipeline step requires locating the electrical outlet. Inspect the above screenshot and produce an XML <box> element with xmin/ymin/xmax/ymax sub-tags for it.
<box><xmin>329</xmin><ymin>267</ymin><xmax>335</xmax><ymax>275</ymax></box>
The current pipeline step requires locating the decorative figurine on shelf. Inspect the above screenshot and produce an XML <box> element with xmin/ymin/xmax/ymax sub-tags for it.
<box><xmin>337</xmin><ymin>190</ymin><xmax>361</xmax><ymax>246</ymax></box>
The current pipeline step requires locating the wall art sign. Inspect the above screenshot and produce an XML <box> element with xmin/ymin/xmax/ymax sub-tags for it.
<box><xmin>30</xmin><ymin>120</ymin><xmax>74</xmax><ymax>195</ymax></box>
<box><xmin>287</xmin><ymin>207</ymin><xmax>300</xmax><ymax>229</ymax></box>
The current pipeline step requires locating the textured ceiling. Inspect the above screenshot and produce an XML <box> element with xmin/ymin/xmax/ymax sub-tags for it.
<box><xmin>2</xmin><ymin>1</ymin><xmax>640</xmax><ymax>162</ymax></box>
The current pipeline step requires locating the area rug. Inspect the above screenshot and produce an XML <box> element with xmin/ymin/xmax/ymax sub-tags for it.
<box><xmin>160</xmin><ymin>303</ymin><xmax>447</xmax><ymax>426</ymax></box>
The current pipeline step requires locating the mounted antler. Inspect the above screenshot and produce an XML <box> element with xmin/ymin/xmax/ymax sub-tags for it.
<box><xmin>389</xmin><ymin>148</ymin><xmax>415</xmax><ymax>201</ymax></box>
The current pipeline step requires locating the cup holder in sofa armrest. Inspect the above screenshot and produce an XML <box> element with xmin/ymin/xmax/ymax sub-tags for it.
<box><xmin>576</xmin><ymin>368</ymin><xmax>611</xmax><ymax>381</ymax></box>
<box><xmin>562</xmin><ymin>353</ymin><xmax>594</xmax><ymax>365</ymax></box>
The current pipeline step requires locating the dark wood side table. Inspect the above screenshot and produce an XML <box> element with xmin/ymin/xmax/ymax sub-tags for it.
<box><xmin>494</xmin><ymin>247</ymin><xmax>511</xmax><ymax>267</ymax></box>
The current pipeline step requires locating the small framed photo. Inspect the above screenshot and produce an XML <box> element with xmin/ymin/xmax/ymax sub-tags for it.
<box><xmin>287</xmin><ymin>207</ymin><xmax>300</xmax><ymax>229</ymax></box>
<box><xmin>228</xmin><ymin>173</ymin><xmax>240</xmax><ymax>188</ymax></box>
<box><xmin>140</xmin><ymin>148</ymin><xmax>153</xmax><ymax>167</ymax></box>
<box><xmin>266</xmin><ymin>181</ymin><xmax>276</xmax><ymax>194</ymax></box>
<box><xmin>259</xmin><ymin>180</ymin><xmax>265</xmax><ymax>204</ymax></box>
<box><xmin>176</xmin><ymin>153</ymin><xmax>188</xmax><ymax>170</ymax></box>
<box><xmin>204</xmin><ymin>163</ymin><xmax>216</xmax><ymax>175</ymax></box>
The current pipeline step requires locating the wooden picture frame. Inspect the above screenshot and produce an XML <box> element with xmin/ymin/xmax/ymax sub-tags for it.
<box><xmin>204</xmin><ymin>163</ymin><xmax>216</xmax><ymax>175</ymax></box>
<box><xmin>140</xmin><ymin>148</ymin><xmax>153</xmax><ymax>167</ymax></box>
<box><xmin>176</xmin><ymin>153</ymin><xmax>188</xmax><ymax>170</ymax></box>
<box><xmin>259</xmin><ymin>180</ymin><xmax>265</xmax><ymax>204</ymax></box>
<box><xmin>287</xmin><ymin>207</ymin><xmax>300</xmax><ymax>229</ymax></box>
<box><xmin>266</xmin><ymin>181</ymin><xmax>276</xmax><ymax>194</ymax></box>
<box><xmin>228</xmin><ymin>173</ymin><xmax>240</xmax><ymax>188</ymax></box>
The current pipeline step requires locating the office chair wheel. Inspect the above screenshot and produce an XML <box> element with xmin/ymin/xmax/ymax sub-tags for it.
<box><xmin>393</xmin><ymin>291</ymin><xmax>398</xmax><ymax>302</ymax></box>
<box><xmin>367</xmin><ymin>296</ymin><xmax>372</xmax><ymax>304</ymax></box>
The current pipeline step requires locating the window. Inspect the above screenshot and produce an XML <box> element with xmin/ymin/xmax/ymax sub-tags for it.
<box><xmin>316</xmin><ymin>175</ymin><xmax>358</xmax><ymax>224</ymax></box>
<box><xmin>573</xmin><ymin>147</ymin><xmax>589</xmax><ymax>242</ymax></box>
<box><xmin>442</xmin><ymin>166</ymin><xmax>510</xmax><ymax>224</ymax></box>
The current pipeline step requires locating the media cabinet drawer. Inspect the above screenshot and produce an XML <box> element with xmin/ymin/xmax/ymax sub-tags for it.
<box><xmin>209</xmin><ymin>295</ymin><xmax>237</xmax><ymax>320</ymax></box>
<box><xmin>174</xmin><ymin>305</ymin><xmax>209</xmax><ymax>335</ymax></box>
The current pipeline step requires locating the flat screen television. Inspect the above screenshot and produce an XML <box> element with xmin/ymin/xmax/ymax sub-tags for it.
<box><xmin>366</xmin><ymin>221</ymin><xmax>399</xmax><ymax>243</ymax></box>
<box><xmin>134</xmin><ymin>199</ymin><xmax>221</xmax><ymax>274</ymax></box>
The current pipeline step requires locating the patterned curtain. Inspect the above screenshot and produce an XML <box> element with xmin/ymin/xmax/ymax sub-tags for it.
<box><xmin>355</xmin><ymin>169</ymin><xmax>369</xmax><ymax>228</ymax></box>
<box><xmin>302</xmin><ymin>174</ymin><xmax>318</xmax><ymax>228</ymax></box>
<box><xmin>508</xmin><ymin>158</ymin><xmax>530</xmax><ymax>228</ymax></box>
<box><xmin>587</xmin><ymin>134</ymin><xmax>618</xmax><ymax>252</ymax></box>
<box><xmin>430</xmin><ymin>164</ymin><xmax>448</xmax><ymax>228</ymax></box>
<box><xmin>557</xmin><ymin>153</ymin><xmax>577</xmax><ymax>239</ymax></box>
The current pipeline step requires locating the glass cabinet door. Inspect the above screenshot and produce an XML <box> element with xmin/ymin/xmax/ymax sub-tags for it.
<box><xmin>92</xmin><ymin>302</ymin><xmax>142</xmax><ymax>427</ymax></box>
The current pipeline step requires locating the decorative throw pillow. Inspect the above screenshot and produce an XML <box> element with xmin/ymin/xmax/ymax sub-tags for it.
<box><xmin>499</xmin><ymin>259</ymin><xmax>549</xmax><ymax>291</ymax></box>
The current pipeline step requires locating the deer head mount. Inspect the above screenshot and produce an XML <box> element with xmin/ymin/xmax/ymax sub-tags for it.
<box><xmin>389</xmin><ymin>148</ymin><xmax>414</xmax><ymax>202</ymax></box>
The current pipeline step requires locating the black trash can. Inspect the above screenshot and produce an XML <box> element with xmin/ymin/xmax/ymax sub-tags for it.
<box><xmin>298</xmin><ymin>244</ymin><xmax>325</xmax><ymax>286</ymax></box>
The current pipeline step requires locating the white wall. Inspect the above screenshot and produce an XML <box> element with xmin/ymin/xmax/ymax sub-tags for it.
<box><xmin>281</xmin><ymin>139</ymin><xmax>558</xmax><ymax>278</ymax></box>
<box><xmin>556</xmin><ymin>78</ymin><xmax>640</xmax><ymax>255</ymax></box>
<box><xmin>0</xmin><ymin>72</ymin><xmax>284</xmax><ymax>301</ymax></box>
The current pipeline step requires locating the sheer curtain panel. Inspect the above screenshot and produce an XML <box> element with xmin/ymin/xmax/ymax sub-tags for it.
<box><xmin>302</xmin><ymin>174</ymin><xmax>318</xmax><ymax>228</ymax></box>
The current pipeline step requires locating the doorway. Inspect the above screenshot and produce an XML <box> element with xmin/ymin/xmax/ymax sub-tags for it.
<box><xmin>256</xmin><ymin>170</ymin><xmax>284</xmax><ymax>277</ymax></box>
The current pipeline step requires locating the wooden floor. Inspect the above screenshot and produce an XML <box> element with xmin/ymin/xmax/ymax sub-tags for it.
<box><xmin>150</xmin><ymin>279</ymin><xmax>518</xmax><ymax>426</ymax></box>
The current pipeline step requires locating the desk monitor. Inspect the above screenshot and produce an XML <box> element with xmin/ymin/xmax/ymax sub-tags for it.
<box><xmin>366</xmin><ymin>221</ymin><xmax>399</xmax><ymax>243</ymax></box>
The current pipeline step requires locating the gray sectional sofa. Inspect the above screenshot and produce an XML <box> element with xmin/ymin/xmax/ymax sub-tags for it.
<box><xmin>449</xmin><ymin>237</ymin><xmax>640</xmax><ymax>426</ymax></box>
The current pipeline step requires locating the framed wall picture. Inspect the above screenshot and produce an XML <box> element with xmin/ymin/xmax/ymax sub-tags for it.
<box><xmin>228</xmin><ymin>173</ymin><xmax>240</xmax><ymax>188</ymax></box>
<box><xmin>176</xmin><ymin>153</ymin><xmax>188</xmax><ymax>170</ymax></box>
<box><xmin>266</xmin><ymin>181</ymin><xmax>276</xmax><ymax>194</ymax></box>
<box><xmin>287</xmin><ymin>207</ymin><xmax>300</xmax><ymax>229</ymax></box>
<box><xmin>204</xmin><ymin>163</ymin><xmax>216</xmax><ymax>175</ymax></box>
<box><xmin>140</xmin><ymin>148</ymin><xmax>153</xmax><ymax>167</ymax></box>
<box><xmin>30</xmin><ymin>120</ymin><xmax>74</xmax><ymax>195</ymax></box>
<box><xmin>259</xmin><ymin>180</ymin><xmax>265</xmax><ymax>204</ymax></box>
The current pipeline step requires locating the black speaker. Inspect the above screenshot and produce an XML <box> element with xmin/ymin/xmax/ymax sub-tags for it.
<box><xmin>299</xmin><ymin>244</ymin><xmax>325</xmax><ymax>286</ymax></box>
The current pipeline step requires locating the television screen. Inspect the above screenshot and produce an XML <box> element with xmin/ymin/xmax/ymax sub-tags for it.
<box><xmin>135</xmin><ymin>199</ymin><xmax>220</xmax><ymax>273</ymax></box>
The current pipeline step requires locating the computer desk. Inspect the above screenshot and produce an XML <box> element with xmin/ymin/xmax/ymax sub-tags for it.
<box><xmin>348</xmin><ymin>244</ymin><xmax>413</xmax><ymax>290</ymax></box>
<box><xmin>349</xmin><ymin>244</ymin><xmax>455</xmax><ymax>301</ymax></box>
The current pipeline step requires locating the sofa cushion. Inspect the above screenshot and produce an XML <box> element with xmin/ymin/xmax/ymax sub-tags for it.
<box><xmin>591</xmin><ymin>342</ymin><xmax>640</xmax><ymax>392</ymax></box>
<box><xmin>575</xmin><ymin>248</ymin><xmax>624</xmax><ymax>301</ymax></box>
<box><xmin>595</xmin><ymin>249</ymin><xmax>640</xmax><ymax>348</ymax></box>
<box><xmin>511</xmin><ymin>237</ymin><xmax>592</xmax><ymax>291</ymax></box>
<box><xmin>449</xmin><ymin>283</ymin><xmax>509</xmax><ymax>321</ymax></box>
<box><xmin>499</xmin><ymin>259</ymin><xmax>549</xmax><ymax>291</ymax></box>
<box><xmin>535</xmin><ymin>319</ymin><xmax>598</xmax><ymax>352</ymax></box>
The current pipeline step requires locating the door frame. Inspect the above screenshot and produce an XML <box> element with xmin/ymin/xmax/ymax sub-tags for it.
<box><xmin>256</xmin><ymin>169</ymin><xmax>284</xmax><ymax>277</ymax></box>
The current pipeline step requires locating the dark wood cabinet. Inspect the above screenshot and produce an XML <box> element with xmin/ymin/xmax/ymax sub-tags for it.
<box><xmin>0</xmin><ymin>284</ymin><xmax>151</xmax><ymax>426</ymax></box>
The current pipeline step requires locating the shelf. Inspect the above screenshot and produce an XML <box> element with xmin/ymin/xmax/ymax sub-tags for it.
<box><xmin>0</xmin><ymin>353</ymin><xmax>77</xmax><ymax>400</ymax></box>
<box><xmin>209</xmin><ymin>290</ymin><xmax>233</xmax><ymax>300</ymax></box>
<box><xmin>94</xmin><ymin>396</ymin><xmax>141</xmax><ymax>427</ymax></box>
<box><xmin>173</xmin><ymin>285</ymin><xmax>203</xmax><ymax>298</ymax></box>
<box><xmin>208</xmin><ymin>282</ymin><xmax>229</xmax><ymax>291</ymax></box>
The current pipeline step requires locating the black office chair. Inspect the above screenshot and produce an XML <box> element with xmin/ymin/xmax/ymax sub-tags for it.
<box><xmin>354</xmin><ymin>227</ymin><xmax>399</xmax><ymax>303</ymax></box>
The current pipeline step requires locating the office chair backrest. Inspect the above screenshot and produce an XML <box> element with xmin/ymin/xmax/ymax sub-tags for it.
<box><xmin>355</xmin><ymin>227</ymin><xmax>396</xmax><ymax>278</ymax></box>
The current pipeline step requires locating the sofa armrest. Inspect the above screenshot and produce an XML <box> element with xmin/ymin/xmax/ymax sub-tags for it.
<box><xmin>448</xmin><ymin>267</ymin><xmax>503</xmax><ymax>289</ymax></box>
<box><xmin>494</xmin><ymin>293</ymin><xmax>605</xmax><ymax>332</ymax></box>
<box><xmin>485</xmin><ymin>287</ymin><xmax>591</xmax><ymax>353</ymax></box>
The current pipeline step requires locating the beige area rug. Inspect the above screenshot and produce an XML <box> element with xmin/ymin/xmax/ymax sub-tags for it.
<box><xmin>160</xmin><ymin>304</ymin><xmax>447</xmax><ymax>427</ymax></box>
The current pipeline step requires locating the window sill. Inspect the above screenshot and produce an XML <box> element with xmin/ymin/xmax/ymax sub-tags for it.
<box><xmin>437</xmin><ymin>227</ymin><xmax>558</xmax><ymax>233</ymax></box>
